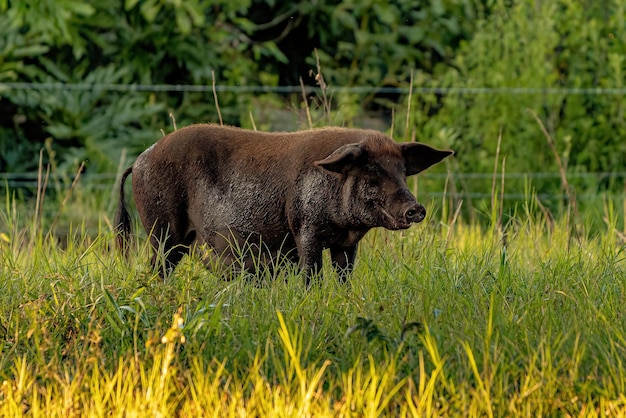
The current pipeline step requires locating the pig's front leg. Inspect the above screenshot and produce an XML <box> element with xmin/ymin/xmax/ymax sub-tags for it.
<box><xmin>330</xmin><ymin>245</ymin><xmax>357</xmax><ymax>284</ymax></box>
<box><xmin>294</xmin><ymin>228</ymin><xmax>323</xmax><ymax>288</ymax></box>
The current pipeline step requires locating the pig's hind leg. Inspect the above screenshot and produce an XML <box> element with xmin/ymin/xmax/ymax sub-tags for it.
<box><xmin>146</xmin><ymin>216</ymin><xmax>193</xmax><ymax>278</ymax></box>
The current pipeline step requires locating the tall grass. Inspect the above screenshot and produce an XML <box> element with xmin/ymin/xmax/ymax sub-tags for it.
<box><xmin>0</xmin><ymin>167</ymin><xmax>625</xmax><ymax>416</ymax></box>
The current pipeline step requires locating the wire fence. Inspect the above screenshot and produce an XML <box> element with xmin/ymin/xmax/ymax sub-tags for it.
<box><xmin>4</xmin><ymin>82</ymin><xmax>626</xmax><ymax>96</ymax></box>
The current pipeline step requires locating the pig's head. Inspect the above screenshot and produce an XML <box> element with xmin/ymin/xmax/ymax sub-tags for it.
<box><xmin>315</xmin><ymin>137</ymin><xmax>453</xmax><ymax>230</ymax></box>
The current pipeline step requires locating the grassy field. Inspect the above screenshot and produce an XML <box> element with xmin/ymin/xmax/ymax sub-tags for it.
<box><xmin>0</xmin><ymin>183</ymin><xmax>625</xmax><ymax>416</ymax></box>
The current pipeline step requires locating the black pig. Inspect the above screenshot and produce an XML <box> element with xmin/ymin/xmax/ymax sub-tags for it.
<box><xmin>115</xmin><ymin>124</ymin><xmax>453</xmax><ymax>286</ymax></box>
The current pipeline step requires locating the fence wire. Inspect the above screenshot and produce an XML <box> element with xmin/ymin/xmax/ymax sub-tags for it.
<box><xmin>4</xmin><ymin>82</ymin><xmax>626</xmax><ymax>96</ymax></box>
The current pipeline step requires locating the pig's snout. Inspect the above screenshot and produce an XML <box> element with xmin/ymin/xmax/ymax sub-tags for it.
<box><xmin>404</xmin><ymin>203</ymin><xmax>426</xmax><ymax>224</ymax></box>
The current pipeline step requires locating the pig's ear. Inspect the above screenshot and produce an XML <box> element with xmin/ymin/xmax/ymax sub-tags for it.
<box><xmin>314</xmin><ymin>143</ymin><xmax>366</xmax><ymax>174</ymax></box>
<box><xmin>401</xmin><ymin>143</ymin><xmax>454</xmax><ymax>176</ymax></box>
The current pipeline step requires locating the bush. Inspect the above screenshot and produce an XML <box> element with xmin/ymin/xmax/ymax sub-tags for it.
<box><xmin>410</xmin><ymin>0</ymin><xmax>626</xmax><ymax>209</ymax></box>
<box><xmin>0</xmin><ymin>0</ymin><xmax>481</xmax><ymax>173</ymax></box>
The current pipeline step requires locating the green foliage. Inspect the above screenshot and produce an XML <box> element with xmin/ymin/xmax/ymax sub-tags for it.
<box><xmin>9</xmin><ymin>65</ymin><xmax>164</xmax><ymax>172</ymax></box>
<box><xmin>0</xmin><ymin>0</ymin><xmax>290</xmax><ymax>173</ymax></box>
<box><xmin>414</xmin><ymin>0</ymin><xmax>626</xmax><ymax>198</ymax></box>
<box><xmin>0</xmin><ymin>0</ymin><xmax>486</xmax><ymax>174</ymax></box>
<box><xmin>3</xmin><ymin>0</ymin><xmax>95</xmax><ymax>58</ymax></box>
<box><xmin>315</xmin><ymin>0</ymin><xmax>479</xmax><ymax>90</ymax></box>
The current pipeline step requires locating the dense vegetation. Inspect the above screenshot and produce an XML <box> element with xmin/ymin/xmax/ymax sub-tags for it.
<box><xmin>0</xmin><ymin>0</ymin><xmax>473</xmax><ymax>171</ymax></box>
<box><xmin>1</xmin><ymin>1</ymin><xmax>624</xmax><ymax>189</ymax></box>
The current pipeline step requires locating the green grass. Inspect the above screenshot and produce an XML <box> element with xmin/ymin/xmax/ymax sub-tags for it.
<box><xmin>0</xmin><ymin>189</ymin><xmax>625</xmax><ymax>417</ymax></box>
